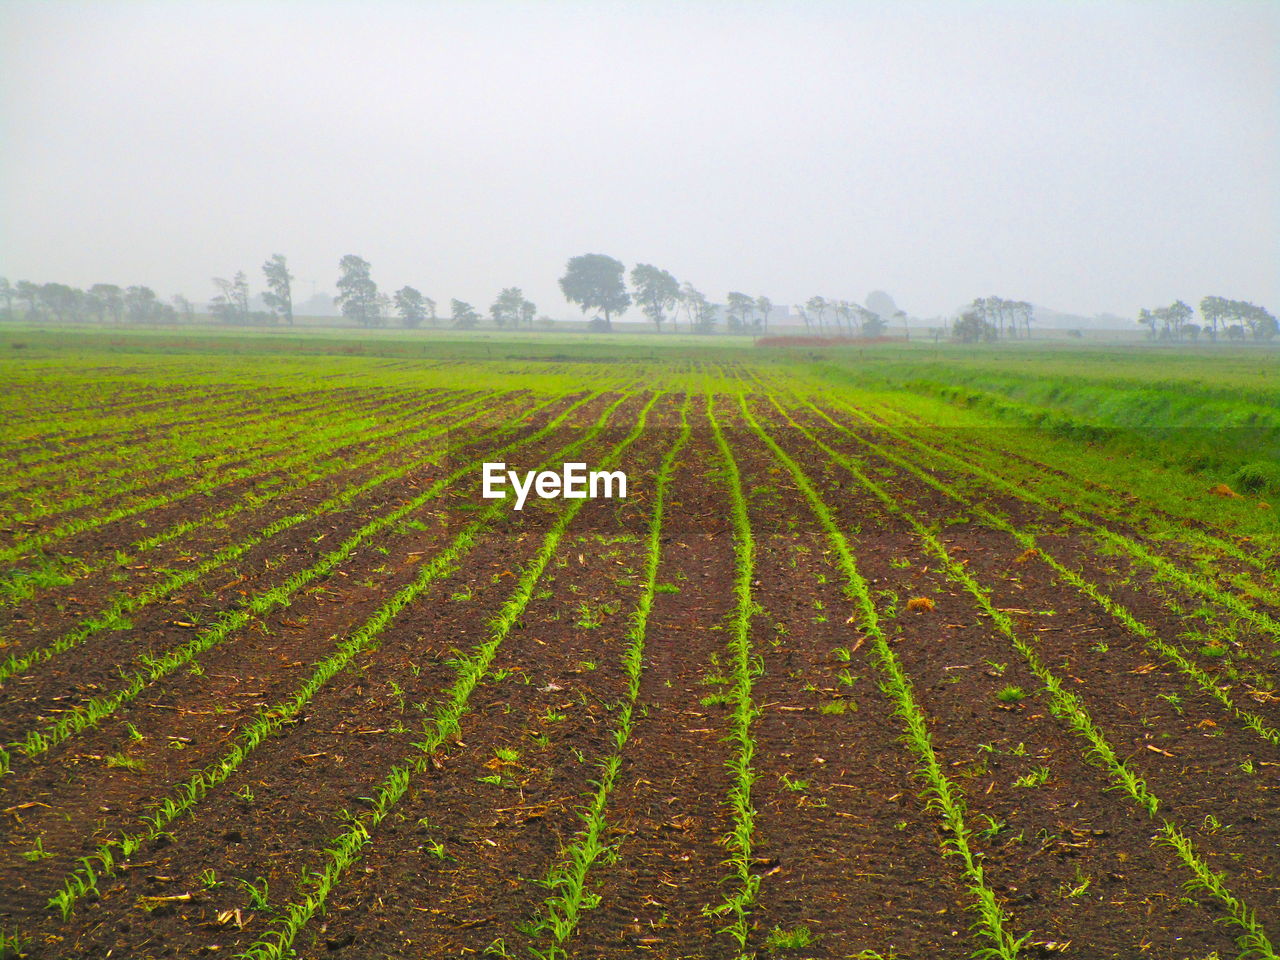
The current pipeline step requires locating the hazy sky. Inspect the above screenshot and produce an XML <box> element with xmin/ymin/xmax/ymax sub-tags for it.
<box><xmin>2</xmin><ymin>0</ymin><xmax>1276</xmax><ymax>320</ymax></box>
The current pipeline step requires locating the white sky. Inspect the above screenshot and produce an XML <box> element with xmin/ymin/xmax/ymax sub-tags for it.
<box><xmin>2</xmin><ymin>0</ymin><xmax>1276</xmax><ymax>319</ymax></box>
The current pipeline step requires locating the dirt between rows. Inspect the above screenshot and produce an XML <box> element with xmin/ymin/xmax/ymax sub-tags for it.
<box><xmin>0</xmin><ymin>390</ymin><xmax>1276</xmax><ymax>959</ymax></box>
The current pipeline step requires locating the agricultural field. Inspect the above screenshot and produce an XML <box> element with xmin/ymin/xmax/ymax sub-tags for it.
<box><xmin>0</xmin><ymin>332</ymin><xmax>1278</xmax><ymax>960</ymax></box>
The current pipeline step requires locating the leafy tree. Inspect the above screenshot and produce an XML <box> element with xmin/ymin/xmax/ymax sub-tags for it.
<box><xmin>335</xmin><ymin>255</ymin><xmax>380</xmax><ymax>327</ymax></box>
<box><xmin>262</xmin><ymin>254</ymin><xmax>293</xmax><ymax>325</ymax></box>
<box><xmin>755</xmin><ymin>296</ymin><xmax>773</xmax><ymax>334</ymax></box>
<box><xmin>172</xmin><ymin>294</ymin><xmax>195</xmax><ymax>322</ymax></box>
<box><xmin>88</xmin><ymin>283</ymin><xmax>122</xmax><ymax>323</ymax></box>
<box><xmin>559</xmin><ymin>254</ymin><xmax>630</xmax><ymax>331</ymax></box>
<box><xmin>211</xmin><ymin>272</ymin><xmax>251</xmax><ymax>324</ymax></box>
<box><xmin>676</xmin><ymin>283</ymin><xmax>714</xmax><ymax>334</ymax></box>
<box><xmin>0</xmin><ymin>278</ymin><xmax>12</xmax><ymax>319</ymax></box>
<box><xmin>1137</xmin><ymin>307</ymin><xmax>1157</xmax><ymax>339</ymax></box>
<box><xmin>490</xmin><ymin>286</ymin><xmax>527</xmax><ymax>327</ymax></box>
<box><xmin>450</xmin><ymin>298</ymin><xmax>479</xmax><ymax>329</ymax></box>
<box><xmin>1200</xmin><ymin>295</ymin><xmax>1226</xmax><ymax>340</ymax></box>
<box><xmin>39</xmin><ymin>283</ymin><xmax>81</xmax><ymax>322</ymax></box>
<box><xmin>630</xmin><ymin>264</ymin><xmax>680</xmax><ymax>332</ymax></box>
<box><xmin>1166</xmin><ymin>300</ymin><xmax>1194</xmax><ymax>339</ymax></box>
<box><xmin>832</xmin><ymin>300</ymin><xmax>854</xmax><ymax>336</ymax></box>
<box><xmin>725</xmin><ymin>291</ymin><xmax>754</xmax><ymax>333</ymax></box>
<box><xmin>394</xmin><ymin>286</ymin><xmax>428</xmax><ymax>328</ymax></box>
<box><xmin>15</xmin><ymin>281</ymin><xmax>41</xmax><ymax>320</ymax></box>
<box><xmin>953</xmin><ymin>310</ymin><xmax>995</xmax><ymax>342</ymax></box>
<box><xmin>519</xmin><ymin>297</ymin><xmax>536</xmax><ymax>327</ymax></box>
<box><xmin>424</xmin><ymin>295</ymin><xmax>438</xmax><ymax>326</ymax></box>
<box><xmin>806</xmin><ymin>296</ymin><xmax>829</xmax><ymax>332</ymax></box>
<box><xmin>124</xmin><ymin>285</ymin><xmax>160</xmax><ymax>323</ymax></box>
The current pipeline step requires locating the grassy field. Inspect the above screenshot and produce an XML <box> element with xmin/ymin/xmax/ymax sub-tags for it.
<box><xmin>0</xmin><ymin>327</ymin><xmax>1278</xmax><ymax>959</ymax></box>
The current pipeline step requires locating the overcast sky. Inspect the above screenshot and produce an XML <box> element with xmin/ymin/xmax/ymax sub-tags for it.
<box><xmin>2</xmin><ymin>0</ymin><xmax>1276</xmax><ymax>320</ymax></box>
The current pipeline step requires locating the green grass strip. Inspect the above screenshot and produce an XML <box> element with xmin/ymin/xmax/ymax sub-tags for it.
<box><xmin>768</xmin><ymin>398</ymin><xmax>1278</xmax><ymax>960</ymax></box>
<box><xmin>235</xmin><ymin>391</ymin><xmax>657</xmax><ymax>960</ymax></box>
<box><xmin>739</xmin><ymin>394</ymin><xmax>1027</xmax><ymax>960</ymax></box>
<box><xmin>861</xmin><ymin>396</ymin><xmax>1278</xmax><ymax>586</ymax></box>
<box><xmin>525</xmin><ymin>397</ymin><xmax>691</xmax><ymax>959</ymax></box>
<box><xmin>0</xmin><ymin>390</ymin><xmax>608</xmax><ymax>777</ymax></box>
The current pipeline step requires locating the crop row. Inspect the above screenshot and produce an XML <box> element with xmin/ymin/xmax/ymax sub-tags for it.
<box><xmin>762</xmin><ymin>397</ymin><xmax>1278</xmax><ymax>957</ymax></box>
<box><xmin>0</xmin><ymin>390</ymin><xmax>607</xmax><ymax>776</ymax></box>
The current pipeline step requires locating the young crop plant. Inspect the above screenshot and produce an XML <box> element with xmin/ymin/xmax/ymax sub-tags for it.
<box><xmin>811</xmin><ymin>390</ymin><xmax>1280</xmax><ymax>649</ymax></box>
<box><xmin>767</xmin><ymin>394</ymin><xmax>1279</xmax><ymax>958</ymax></box>
<box><xmin>2</xmin><ymin>394</ymin><xmax>604</xmax><ymax>771</ymax></box>
<box><xmin>524</xmin><ymin>397</ymin><xmax>692</xmax><ymax>960</ymax></box>
<box><xmin>780</xmin><ymin>392</ymin><xmax>1280</xmax><ymax>752</ymax></box>
<box><xmin>739</xmin><ymin>395</ymin><xmax>1028</xmax><ymax>960</ymax></box>
<box><xmin>0</xmin><ymin>392</ymin><xmax>533</xmax><ymax>689</ymax></box>
<box><xmin>698</xmin><ymin>394</ymin><xmax>766</xmax><ymax>957</ymax></box>
<box><xmin>38</xmin><ymin>395</ymin><xmax>635</xmax><ymax>920</ymax></box>
<box><xmin>235</xmin><ymin>391</ymin><xmax>660</xmax><ymax>960</ymax></box>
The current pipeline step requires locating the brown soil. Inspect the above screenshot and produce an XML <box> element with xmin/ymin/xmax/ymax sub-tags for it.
<box><xmin>0</xmin><ymin>389</ymin><xmax>1276</xmax><ymax>960</ymax></box>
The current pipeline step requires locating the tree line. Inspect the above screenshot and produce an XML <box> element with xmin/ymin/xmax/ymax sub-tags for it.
<box><xmin>1137</xmin><ymin>297</ymin><xmax>1277</xmax><ymax>342</ymax></box>
<box><xmin>3</xmin><ymin>256</ymin><xmax>1274</xmax><ymax>343</ymax></box>
<box><xmin>558</xmin><ymin>253</ymin><xmax>778</xmax><ymax>334</ymax></box>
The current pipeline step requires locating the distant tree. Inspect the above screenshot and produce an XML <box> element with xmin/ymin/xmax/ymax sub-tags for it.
<box><xmin>124</xmin><ymin>285</ymin><xmax>160</xmax><ymax>323</ymax></box>
<box><xmin>861</xmin><ymin>311</ymin><xmax>888</xmax><ymax>338</ymax></box>
<box><xmin>755</xmin><ymin>296</ymin><xmax>773</xmax><ymax>334</ymax></box>
<box><xmin>0</xmin><ymin>278</ymin><xmax>12</xmax><ymax>319</ymax></box>
<box><xmin>953</xmin><ymin>310</ymin><xmax>996</xmax><ymax>343</ymax></box>
<box><xmin>795</xmin><ymin>303</ymin><xmax>810</xmax><ymax>332</ymax></box>
<box><xmin>210</xmin><ymin>272</ymin><xmax>251</xmax><ymax>324</ymax></box>
<box><xmin>38</xmin><ymin>283</ymin><xmax>81</xmax><ymax>322</ymax></box>
<box><xmin>88</xmin><ymin>283</ymin><xmax>123</xmax><ymax>323</ymax></box>
<box><xmin>1239</xmin><ymin>301</ymin><xmax>1277</xmax><ymax>341</ymax></box>
<box><xmin>677</xmin><ymin>283</ymin><xmax>715</xmax><ymax>334</ymax></box>
<box><xmin>519</xmin><ymin>297</ymin><xmax>536</xmax><ymax>327</ymax></box>
<box><xmin>1010</xmin><ymin>300</ymin><xmax>1034</xmax><ymax>338</ymax></box>
<box><xmin>832</xmin><ymin>300</ymin><xmax>855</xmax><ymax>336</ymax></box>
<box><xmin>335</xmin><ymin>255</ymin><xmax>380</xmax><ymax>327</ymax></box>
<box><xmin>559</xmin><ymin>254</ymin><xmax>630</xmax><ymax>331</ymax></box>
<box><xmin>394</xmin><ymin>286</ymin><xmax>428</xmax><ymax>328</ymax></box>
<box><xmin>450</xmin><ymin>298</ymin><xmax>479</xmax><ymax>329</ymax></box>
<box><xmin>1166</xmin><ymin>300</ymin><xmax>1194</xmax><ymax>340</ymax></box>
<box><xmin>262</xmin><ymin>254</ymin><xmax>294</xmax><ymax>325</ymax></box>
<box><xmin>424</xmin><ymin>295</ymin><xmax>438</xmax><ymax>326</ymax></box>
<box><xmin>1256</xmin><ymin>311</ymin><xmax>1278</xmax><ymax>342</ymax></box>
<box><xmin>15</xmin><ymin>281</ymin><xmax>41</xmax><ymax>320</ymax></box>
<box><xmin>806</xmin><ymin>296</ymin><xmax>829</xmax><ymax>333</ymax></box>
<box><xmin>725</xmin><ymin>291</ymin><xmax>755</xmax><ymax>333</ymax></box>
<box><xmin>172</xmin><ymin>294</ymin><xmax>195</xmax><ymax>322</ymax></box>
<box><xmin>1137</xmin><ymin>308</ymin><xmax>1157</xmax><ymax>339</ymax></box>
<box><xmin>630</xmin><ymin>264</ymin><xmax>680</xmax><ymax>332</ymax></box>
<box><xmin>1199</xmin><ymin>295</ymin><xmax>1226</xmax><ymax>340</ymax></box>
<box><xmin>490</xmin><ymin>286</ymin><xmax>527</xmax><ymax>328</ymax></box>
<box><xmin>372</xmin><ymin>293</ymin><xmax>390</xmax><ymax>327</ymax></box>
